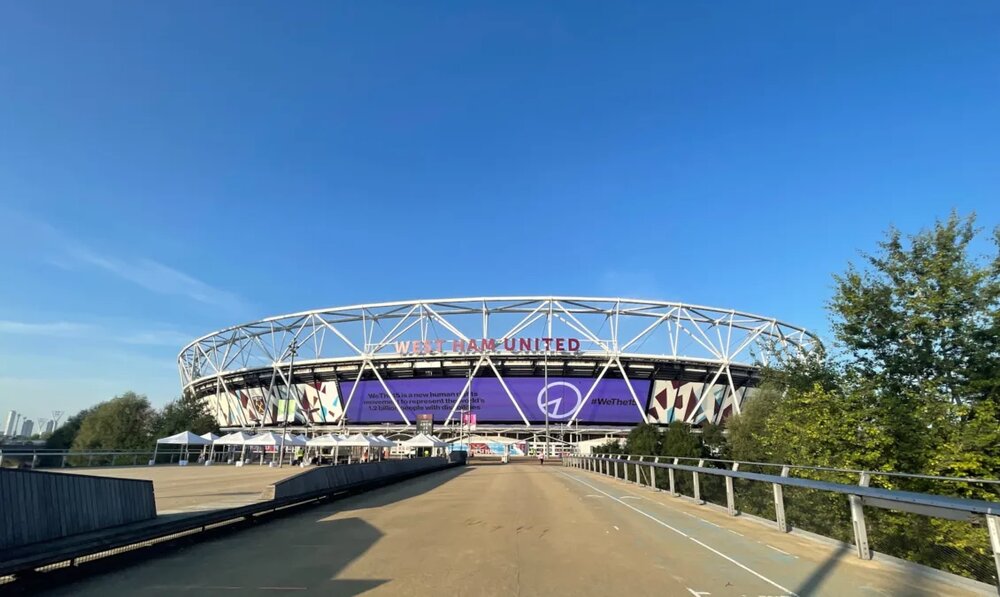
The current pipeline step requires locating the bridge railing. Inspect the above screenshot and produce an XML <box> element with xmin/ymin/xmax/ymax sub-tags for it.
<box><xmin>0</xmin><ymin>448</ymin><xmax>191</xmax><ymax>469</ymax></box>
<box><xmin>565</xmin><ymin>454</ymin><xmax>1000</xmax><ymax>589</ymax></box>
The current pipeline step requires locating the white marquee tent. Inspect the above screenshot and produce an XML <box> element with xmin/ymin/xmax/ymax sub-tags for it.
<box><xmin>152</xmin><ymin>431</ymin><xmax>211</xmax><ymax>465</ymax></box>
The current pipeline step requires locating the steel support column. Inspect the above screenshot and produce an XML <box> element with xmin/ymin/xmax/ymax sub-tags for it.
<box><xmin>774</xmin><ymin>465</ymin><xmax>790</xmax><ymax>532</ymax></box>
<box><xmin>850</xmin><ymin>471</ymin><xmax>872</xmax><ymax>559</ymax></box>
<box><xmin>725</xmin><ymin>462</ymin><xmax>739</xmax><ymax>516</ymax></box>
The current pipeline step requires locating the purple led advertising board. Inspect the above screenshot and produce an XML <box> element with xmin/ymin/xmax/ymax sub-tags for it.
<box><xmin>341</xmin><ymin>377</ymin><xmax>649</xmax><ymax>424</ymax></box>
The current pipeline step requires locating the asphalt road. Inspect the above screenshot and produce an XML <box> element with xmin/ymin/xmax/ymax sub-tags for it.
<box><xmin>43</xmin><ymin>463</ymin><xmax>988</xmax><ymax>596</ymax></box>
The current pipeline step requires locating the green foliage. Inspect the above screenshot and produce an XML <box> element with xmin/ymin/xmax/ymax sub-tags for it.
<box><xmin>155</xmin><ymin>393</ymin><xmax>219</xmax><ymax>438</ymax></box>
<box><xmin>592</xmin><ymin>439</ymin><xmax>623</xmax><ymax>454</ymax></box>
<box><xmin>661</xmin><ymin>421</ymin><xmax>701</xmax><ymax>458</ymax></box>
<box><xmin>720</xmin><ymin>213</ymin><xmax>1000</xmax><ymax>583</ymax></box>
<box><xmin>831</xmin><ymin>211</ymin><xmax>1000</xmax><ymax>473</ymax></box>
<box><xmin>624</xmin><ymin>423</ymin><xmax>661</xmax><ymax>455</ymax></box>
<box><xmin>72</xmin><ymin>392</ymin><xmax>157</xmax><ymax>451</ymax></box>
<box><xmin>46</xmin><ymin>407</ymin><xmax>97</xmax><ymax>449</ymax></box>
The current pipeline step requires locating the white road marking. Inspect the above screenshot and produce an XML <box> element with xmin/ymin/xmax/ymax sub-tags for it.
<box><xmin>619</xmin><ymin>495</ymin><xmax>642</xmax><ymax>500</ymax></box>
<box><xmin>614</xmin><ymin>525</ymin><xmax>620</xmax><ymax>530</ymax></box>
<box><xmin>727</xmin><ymin>529</ymin><xmax>744</xmax><ymax>537</ymax></box>
<box><xmin>561</xmin><ymin>473</ymin><xmax>799</xmax><ymax>597</ymax></box>
<box><xmin>765</xmin><ymin>544</ymin><xmax>796</xmax><ymax>558</ymax></box>
<box><xmin>686</xmin><ymin>588</ymin><xmax>711</xmax><ymax>596</ymax></box>
<box><xmin>680</xmin><ymin>511</ymin><xmax>721</xmax><ymax>528</ymax></box>
<box><xmin>585</xmin><ymin>494</ymin><xmax>605</xmax><ymax>498</ymax></box>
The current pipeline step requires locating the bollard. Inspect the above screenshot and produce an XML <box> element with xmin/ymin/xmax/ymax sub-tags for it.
<box><xmin>725</xmin><ymin>462</ymin><xmax>739</xmax><ymax>516</ymax></box>
<box><xmin>773</xmin><ymin>465</ymin><xmax>790</xmax><ymax>532</ymax></box>
<box><xmin>693</xmin><ymin>459</ymin><xmax>704</xmax><ymax>504</ymax></box>
<box><xmin>850</xmin><ymin>472</ymin><xmax>872</xmax><ymax>559</ymax></box>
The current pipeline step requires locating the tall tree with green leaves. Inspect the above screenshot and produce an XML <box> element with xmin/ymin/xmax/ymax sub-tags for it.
<box><xmin>72</xmin><ymin>392</ymin><xmax>157</xmax><ymax>451</ymax></box>
<box><xmin>831</xmin><ymin>212</ymin><xmax>1000</xmax><ymax>475</ymax></box>
<box><xmin>155</xmin><ymin>393</ymin><xmax>219</xmax><ymax>437</ymax></box>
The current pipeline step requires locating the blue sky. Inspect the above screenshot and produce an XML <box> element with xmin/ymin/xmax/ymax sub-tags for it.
<box><xmin>1</xmin><ymin>2</ymin><xmax>998</xmax><ymax>420</ymax></box>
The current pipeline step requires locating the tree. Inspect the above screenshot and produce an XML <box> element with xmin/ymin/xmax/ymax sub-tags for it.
<box><xmin>831</xmin><ymin>212</ymin><xmax>1000</xmax><ymax>475</ymax></box>
<box><xmin>624</xmin><ymin>423</ymin><xmax>661</xmax><ymax>455</ymax></box>
<box><xmin>72</xmin><ymin>392</ymin><xmax>157</xmax><ymax>451</ymax></box>
<box><xmin>660</xmin><ymin>421</ymin><xmax>700</xmax><ymax>458</ymax></box>
<box><xmin>592</xmin><ymin>439</ymin><xmax>623</xmax><ymax>454</ymax></box>
<box><xmin>46</xmin><ymin>406</ymin><xmax>98</xmax><ymax>449</ymax></box>
<box><xmin>155</xmin><ymin>393</ymin><xmax>219</xmax><ymax>438</ymax></box>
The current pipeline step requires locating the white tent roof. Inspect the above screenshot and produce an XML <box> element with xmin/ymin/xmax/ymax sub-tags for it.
<box><xmin>339</xmin><ymin>433</ymin><xmax>378</xmax><ymax>447</ymax></box>
<box><xmin>284</xmin><ymin>434</ymin><xmax>308</xmax><ymax>447</ymax></box>
<box><xmin>201</xmin><ymin>432</ymin><xmax>221</xmax><ymax>442</ymax></box>
<box><xmin>401</xmin><ymin>433</ymin><xmax>447</xmax><ymax>448</ymax></box>
<box><xmin>306</xmin><ymin>433</ymin><xmax>342</xmax><ymax>446</ymax></box>
<box><xmin>244</xmin><ymin>432</ymin><xmax>285</xmax><ymax>446</ymax></box>
<box><xmin>376</xmin><ymin>435</ymin><xmax>396</xmax><ymax>447</ymax></box>
<box><xmin>156</xmin><ymin>431</ymin><xmax>211</xmax><ymax>446</ymax></box>
<box><xmin>214</xmin><ymin>431</ymin><xmax>255</xmax><ymax>445</ymax></box>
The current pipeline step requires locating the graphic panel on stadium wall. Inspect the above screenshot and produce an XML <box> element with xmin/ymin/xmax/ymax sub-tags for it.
<box><xmin>210</xmin><ymin>381</ymin><xmax>343</xmax><ymax>427</ymax></box>
<box><xmin>645</xmin><ymin>379</ymin><xmax>753</xmax><ymax>425</ymax></box>
<box><xmin>341</xmin><ymin>377</ymin><xmax>650</xmax><ymax>425</ymax></box>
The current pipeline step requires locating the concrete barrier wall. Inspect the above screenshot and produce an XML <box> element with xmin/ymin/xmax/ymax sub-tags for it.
<box><xmin>0</xmin><ymin>468</ymin><xmax>156</xmax><ymax>550</ymax></box>
<box><xmin>264</xmin><ymin>457</ymin><xmax>452</xmax><ymax>501</ymax></box>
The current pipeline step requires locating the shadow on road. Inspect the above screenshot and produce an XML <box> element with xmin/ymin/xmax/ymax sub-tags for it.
<box><xmin>30</xmin><ymin>465</ymin><xmax>470</xmax><ymax>596</ymax></box>
<box><xmin>794</xmin><ymin>542</ymin><xmax>850</xmax><ymax>595</ymax></box>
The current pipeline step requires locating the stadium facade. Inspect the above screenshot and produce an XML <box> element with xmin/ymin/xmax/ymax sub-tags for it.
<box><xmin>178</xmin><ymin>297</ymin><xmax>819</xmax><ymax>447</ymax></box>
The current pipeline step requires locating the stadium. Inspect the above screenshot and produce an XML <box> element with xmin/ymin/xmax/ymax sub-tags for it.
<box><xmin>177</xmin><ymin>297</ymin><xmax>819</xmax><ymax>454</ymax></box>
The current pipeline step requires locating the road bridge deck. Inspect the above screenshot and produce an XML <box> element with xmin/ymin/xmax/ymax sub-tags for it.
<box><xmin>56</xmin><ymin>466</ymin><xmax>300</xmax><ymax>514</ymax></box>
<box><xmin>43</xmin><ymin>463</ymin><xmax>988</xmax><ymax>596</ymax></box>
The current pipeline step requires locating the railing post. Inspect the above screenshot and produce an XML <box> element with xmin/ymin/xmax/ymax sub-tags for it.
<box><xmin>0</xmin><ymin>451</ymin><xmax>4</xmax><ymax>468</ymax></box>
<box><xmin>614</xmin><ymin>458</ymin><xmax>620</xmax><ymax>480</ymax></box>
<box><xmin>693</xmin><ymin>459</ymin><xmax>704</xmax><ymax>503</ymax></box>
<box><xmin>774</xmin><ymin>465</ymin><xmax>790</xmax><ymax>532</ymax></box>
<box><xmin>61</xmin><ymin>453</ymin><xmax>67</xmax><ymax>468</ymax></box>
<box><xmin>850</xmin><ymin>471</ymin><xmax>872</xmax><ymax>560</ymax></box>
<box><xmin>650</xmin><ymin>456</ymin><xmax>658</xmax><ymax>491</ymax></box>
<box><xmin>88</xmin><ymin>454</ymin><xmax>94</xmax><ymax>467</ymax></box>
<box><xmin>986</xmin><ymin>514</ymin><xmax>1000</xmax><ymax>588</ymax></box>
<box><xmin>668</xmin><ymin>458</ymin><xmax>677</xmax><ymax>495</ymax></box>
<box><xmin>31</xmin><ymin>452</ymin><xmax>39</xmax><ymax>469</ymax></box>
<box><xmin>725</xmin><ymin>462</ymin><xmax>739</xmax><ymax>516</ymax></box>
<box><xmin>634</xmin><ymin>457</ymin><xmax>641</xmax><ymax>485</ymax></box>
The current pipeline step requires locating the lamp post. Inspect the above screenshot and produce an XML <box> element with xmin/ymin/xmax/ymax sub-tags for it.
<box><xmin>277</xmin><ymin>339</ymin><xmax>298</xmax><ymax>468</ymax></box>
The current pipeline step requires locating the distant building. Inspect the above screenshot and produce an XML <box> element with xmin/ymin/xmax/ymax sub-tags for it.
<box><xmin>2</xmin><ymin>410</ymin><xmax>17</xmax><ymax>437</ymax></box>
<box><xmin>20</xmin><ymin>419</ymin><xmax>34</xmax><ymax>437</ymax></box>
<box><xmin>44</xmin><ymin>419</ymin><xmax>55</xmax><ymax>434</ymax></box>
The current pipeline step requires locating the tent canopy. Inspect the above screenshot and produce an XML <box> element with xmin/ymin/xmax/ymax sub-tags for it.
<box><xmin>215</xmin><ymin>431</ymin><xmax>255</xmax><ymax>446</ymax></box>
<box><xmin>156</xmin><ymin>431</ymin><xmax>211</xmax><ymax>446</ymax></box>
<box><xmin>339</xmin><ymin>433</ymin><xmax>378</xmax><ymax>447</ymax></box>
<box><xmin>244</xmin><ymin>432</ymin><xmax>284</xmax><ymax>446</ymax></box>
<box><xmin>376</xmin><ymin>435</ymin><xmax>396</xmax><ymax>447</ymax></box>
<box><xmin>201</xmin><ymin>432</ymin><xmax>221</xmax><ymax>442</ymax></box>
<box><xmin>401</xmin><ymin>433</ymin><xmax>446</xmax><ymax>448</ymax></box>
<box><xmin>306</xmin><ymin>433</ymin><xmax>342</xmax><ymax>447</ymax></box>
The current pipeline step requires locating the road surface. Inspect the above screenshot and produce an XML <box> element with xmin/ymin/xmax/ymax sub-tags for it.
<box><xmin>57</xmin><ymin>465</ymin><xmax>300</xmax><ymax>513</ymax></box>
<box><xmin>43</xmin><ymin>463</ymin><xmax>986</xmax><ymax>596</ymax></box>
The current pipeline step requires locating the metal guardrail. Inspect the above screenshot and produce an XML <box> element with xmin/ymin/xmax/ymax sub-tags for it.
<box><xmin>566</xmin><ymin>454</ymin><xmax>1000</xmax><ymax>589</ymax></box>
<box><xmin>0</xmin><ymin>458</ymin><xmax>462</xmax><ymax>587</ymax></box>
<box><xmin>0</xmin><ymin>449</ymin><xmax>192</xmax><ymax>469</ymax></box>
